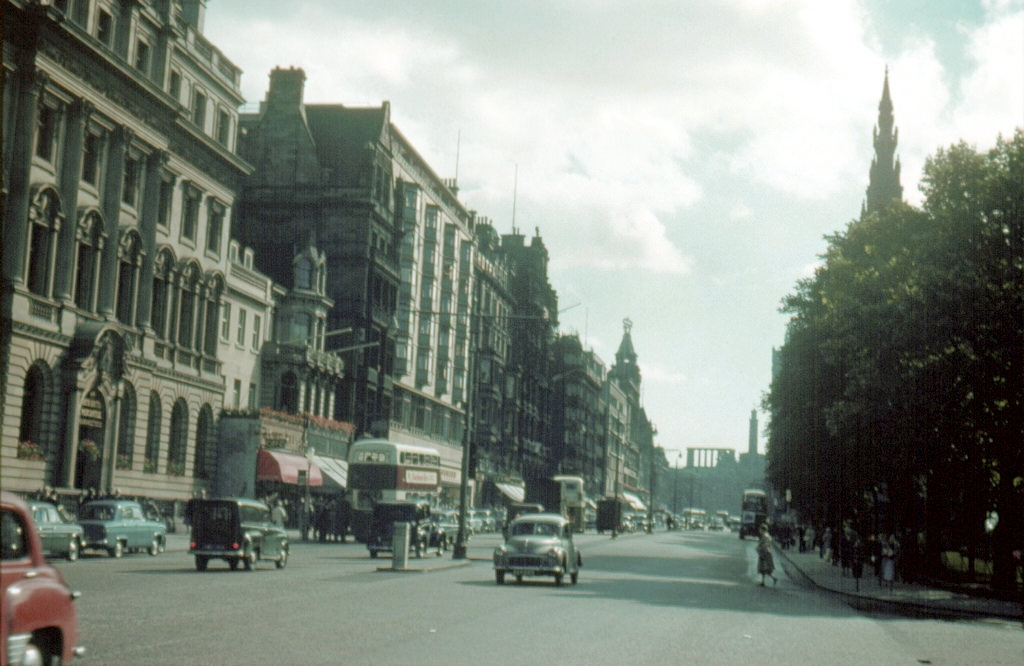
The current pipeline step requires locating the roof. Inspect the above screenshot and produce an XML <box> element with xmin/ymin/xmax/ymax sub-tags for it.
<box><xmin>510</xmin><ymin>512</ymin><xmax>568</xmax><ymax>525</ymax></box>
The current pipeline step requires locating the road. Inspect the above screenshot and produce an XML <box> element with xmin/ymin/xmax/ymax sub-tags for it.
<box><xmin>59</xmin><ymin>529</ymin><xmax>1022</xmax><ymax>665</ymax></box>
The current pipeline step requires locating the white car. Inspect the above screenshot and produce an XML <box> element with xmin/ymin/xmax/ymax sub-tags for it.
<box><xmin>493</xmin><ymin>513</ymin><xmax>581</xmax><ymax>586</ymax></box>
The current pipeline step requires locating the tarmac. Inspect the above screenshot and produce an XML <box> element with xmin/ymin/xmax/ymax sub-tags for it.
<box><xmin>164</xmin><ymin>529</ymin><xmax>1022</xmax><ymax>622</ymax></box>
<box><xmin>774</xmin><ymin>544</ymin><xmax>1023</xmax><ymax>623</ymax></box>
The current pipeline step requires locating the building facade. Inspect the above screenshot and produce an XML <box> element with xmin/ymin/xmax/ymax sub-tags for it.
<box><xmin>2</xmin><ymin>0</ymin><xmax>250</xmax><ymax>500</ymax></box>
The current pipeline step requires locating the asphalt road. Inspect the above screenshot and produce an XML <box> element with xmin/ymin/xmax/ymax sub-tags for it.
<box><xmin>58</xmin><ymin>530</ymin><xmax>1023</xmax><ymax>665</ymax></box>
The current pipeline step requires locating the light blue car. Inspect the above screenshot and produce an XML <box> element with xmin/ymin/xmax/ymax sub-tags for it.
<box><xmin>78</xmin><ymin>499</ymin><xmax>166</xmax><ymax>558</ymax></box>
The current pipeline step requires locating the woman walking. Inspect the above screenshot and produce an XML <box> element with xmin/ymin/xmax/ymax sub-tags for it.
<box><xmin>757</xmin><ymin>524</ymin><xmax>777</xmax><ymax>585</ymax></box>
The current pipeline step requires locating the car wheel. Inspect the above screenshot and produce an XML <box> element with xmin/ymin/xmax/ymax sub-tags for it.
<box><xmin>195</xmin><ymin>555</ymin><xmax>208</xmax><ymax>571</ymax></box>
<box><xmin>243</xmin><ymin>549</ymin><xmax>256</xmax><ymax>571</ymax></box>
<box><xmin>110</xmin><ymin>540</ymin><xmax>124</xmax><ymax>558</ymax></box>
<box><xmin>67</xmin><ymin>537</ymin><xmax>80</xmax><ymax>562</ymax></box>
<box><xmin>496</xmin><ymin>571</ymin><xmax>505</xmax><ymax>585</ymax></box>
<box><xmin>148</xmin><ymin>537</ymin><xmax>160</xmax><ymax>556</ymax></box>
<box><xmin>275</xmin><ymin>548</ymin><xmax>288</xmax><ymax>569</ymax></box>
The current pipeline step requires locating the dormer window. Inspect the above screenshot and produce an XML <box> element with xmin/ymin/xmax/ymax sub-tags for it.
<box><xmin>295</xmin><ymin>256</ymin><xmax>312</xmax><ymax>289</ymax></box>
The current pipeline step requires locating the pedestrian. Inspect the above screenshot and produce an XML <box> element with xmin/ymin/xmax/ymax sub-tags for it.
<box><xmin>881</xmin><ymin>534</ymin><xmax>897</xmax><ymax>589</ymax></box>
<box><xmin>821</xmin><ymin>526</ymin><xmax>832</xmax><ymax>561</ymax></box>
<box><xmin>757</xmin><ymin>524</ymin><xmax>777</xmax><ymax>586</ymax></box>
<box><xmin>271</xmin><ymin>499</ymin><xmax>288</xmax><ymax>528</ymax></box>
<box><xmin>851</xmin><ymin>532</ymin><xmax>865</xmax><ymax>591</ymax></box>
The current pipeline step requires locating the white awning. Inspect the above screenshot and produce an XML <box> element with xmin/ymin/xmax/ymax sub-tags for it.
<box><xmin>622</xmin><ymin>491</ymin><xmax>646</xmax><ymax>511</ymax></box>
<box><xmin>311</xmin><ymin>454</ymin><xmax>348</xmax><ymax>489</ymax></box>
<box><xmin>495</xmin><ymin>482</ymin><xmax>525</xmax><ymax>503</ymax></box>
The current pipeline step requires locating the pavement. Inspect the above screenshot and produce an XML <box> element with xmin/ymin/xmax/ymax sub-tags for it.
<box><xmin>775</xmin><ymin>544</ymin><xmax>1023</xmax><ymax>622</ymax></box>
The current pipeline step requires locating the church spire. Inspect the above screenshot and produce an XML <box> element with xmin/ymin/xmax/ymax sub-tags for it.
<box><xmin>864</xmin><ymin>67</ymin><xmax>903</xmax><ymax>215</ymax></box>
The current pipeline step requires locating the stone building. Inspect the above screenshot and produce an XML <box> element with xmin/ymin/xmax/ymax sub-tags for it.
<box><xmin>549</xmin><ymin>334</ymin><xmax>607</xmax><ymax>498</ymax></box>
<box><xmin>235</xmin><ymin>67</ymin><xmax>475</xmax><ymax>503</ymax></box>
<box><xmin>1</xmin><ymin>0</ymin><xmax>250</xmax><ymax>500</ymax></box>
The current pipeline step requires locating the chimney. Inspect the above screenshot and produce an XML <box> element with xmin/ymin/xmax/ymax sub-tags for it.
<box><xmin>267</xmin><ymin>67</ymin><xmax>307</xmax><ymax>109</ymax></box>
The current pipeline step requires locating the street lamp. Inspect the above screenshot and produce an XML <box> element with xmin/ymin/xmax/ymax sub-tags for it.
<box><xmin>673</xmin><ymin>452</ymin><xmax>682</xmax><ymax>517</ymax></box>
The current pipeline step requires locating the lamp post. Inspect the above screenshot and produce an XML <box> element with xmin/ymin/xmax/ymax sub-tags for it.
<box><xmin>673</xmin><ymin>452</ymin><xmax>682</xmax><ymax>517</ymax></box>
<box><xmin>303</xmin><ymin>446</ymin><xmax>314</xmax><ymax>542</ymax></box>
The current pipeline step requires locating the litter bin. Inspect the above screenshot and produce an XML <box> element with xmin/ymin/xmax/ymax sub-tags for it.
<box><xmin>393</xmin><ymin>522</ymin><xmax>411</xmax><ymax>569</ymax></box>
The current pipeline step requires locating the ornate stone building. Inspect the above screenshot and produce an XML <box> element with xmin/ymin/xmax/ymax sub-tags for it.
<box><xmin>1</xmin><ymin>0</ymin><xmax>249</xmax><ymax>499</ymax></box>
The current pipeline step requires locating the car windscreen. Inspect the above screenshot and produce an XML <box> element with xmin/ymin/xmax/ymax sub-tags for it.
<box><xmin>79</xmin><ymin>504</ymin><xmax>115</xmax><ymax>520</ymax></box>
<box><xmin>511</xmin><ymin>521</ymin><xmax>558</xmax><ymax>537</ymax></box>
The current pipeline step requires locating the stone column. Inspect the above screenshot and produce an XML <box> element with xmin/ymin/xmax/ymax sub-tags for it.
<box><xmin>135</xmin><ymin>151</ymin><xmax>167</xmax><ymax>330</ymax></box>
<box><xmin>98</xmin><ymin>126</ymin><xmax>132</xmax><ymax>317</ymax></box>
<box><xmin>62</xmin><ymin>382</ymin><xmax>83</xmax><ymax>489</ymax></box>
<box><xmin>2</xmin><ymin>67</ymin><xmax>47</xmax><ymax>288</ymax></box>
<box><xmin>54</xmin><ymin>99</ymin><xmax>94</xmax><ymax>302</ymax></box>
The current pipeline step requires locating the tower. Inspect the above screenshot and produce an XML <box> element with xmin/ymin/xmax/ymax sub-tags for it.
<box><xmin>863</xmin><ymin>68</ymin><xmax>903</xmax><ymax>216</ymax></box>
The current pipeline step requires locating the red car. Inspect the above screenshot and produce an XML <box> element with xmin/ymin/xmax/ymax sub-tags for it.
<box><xmin>2</xmin><ymin>491</ymin><xmax>83</xmax><ymax>665</ymax></box>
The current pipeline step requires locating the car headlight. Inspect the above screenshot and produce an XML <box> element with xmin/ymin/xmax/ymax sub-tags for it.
<box><xmin>546</xmin><ymin>549</ymin><xmax>560</xmax><ymax>565</ymax></box>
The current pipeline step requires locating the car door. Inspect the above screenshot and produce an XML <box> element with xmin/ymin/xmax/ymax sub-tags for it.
<box><xmin>124</xmin><ymin>505</ymin><xmax>145</xmax><ymax>549</ymax></box>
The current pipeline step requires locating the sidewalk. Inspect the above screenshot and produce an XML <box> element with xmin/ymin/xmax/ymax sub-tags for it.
<box><xmin>775</xmin><ymin>545</ymin><xmax>1023</xmax><ymax>622</ymax></box>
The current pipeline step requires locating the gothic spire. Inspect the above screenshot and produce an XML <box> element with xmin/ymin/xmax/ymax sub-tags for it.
<box><xmin>864</xmin><ymin>67</ymin><xmax>903</xmax><ymax>215</ymax></box>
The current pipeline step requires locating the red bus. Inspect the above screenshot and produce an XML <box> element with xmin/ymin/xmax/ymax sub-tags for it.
<box><xmin>347</xmin><ymin>439</ymin><xmax>441</xmax><ymax>540</ymax></box>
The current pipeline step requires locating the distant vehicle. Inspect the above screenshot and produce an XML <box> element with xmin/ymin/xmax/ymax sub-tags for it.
<box><xmin>493</xmin><ymin>513</ymin><xmax>581</xmax><ymax>586</ymax></box>
<box><xmin>77</xmin><ymin>499</ymin><xmax>166</xmax><ymax>558</ymax></box>
<box><xmin>366</xmin><ymin>501</ymin><xmax>444</xmax><ymax>558</ymax></box>
<box><xmin>2</xmin><ymin>491</ymin><xmax>84</xmax><ymax>665</ymax></box>
<box><xmin>189</xmin><ymin>497</ymin><xmax>288</xmax><ymax>571</ymax></box>
<box><xmin>739</xmin><ymin>489</ymin><xmax>768</xmax><ymax>539</ymax></box>
<box><xmin>503</xmin><ymin>502</ymin><xmax>544</xmax><ymax>539</ymax></box>
<box><xmin>347</xmin><ymin>439</ymin><xmax>441</xmax><ymax>541</ymax></box>
<box><xmin>28</xmin><ymin>500</ymin><xmax>84</xmax><ymax>562</ymax></box>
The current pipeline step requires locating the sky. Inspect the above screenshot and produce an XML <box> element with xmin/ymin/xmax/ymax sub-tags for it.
<box><xmin>203</xmin><ymin>0</ymin><xmax>1023</xmax><ymax>461</ymax></box>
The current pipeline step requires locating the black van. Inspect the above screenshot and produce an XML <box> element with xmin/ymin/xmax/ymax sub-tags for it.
<box><xmin>188</xmin><ymin>498</ymin><xmax>288</xmax><ymax>571</ymax></box>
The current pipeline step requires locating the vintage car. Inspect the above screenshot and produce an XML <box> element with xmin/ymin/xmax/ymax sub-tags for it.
<box><xmin>493</xmin><ymin>513</ymin><xmax>581</xmax><ymax>586</ymax></box>
<box><xmin>366</xmin><ymin>501</ymin><xmax>445</xmax><ymax>558</ymax></box>
<box><xmin>428</xmin><ymin>510</ymin><xmax>459</xmax><ymax>549</ymax></box>
<box><xmin>2</xmin><ymin>492</ymin><xmax>84</xmax><ymax>665</ymax></box>
<box><xmin>188</xmin><ymin>497</ymin><xmax>288</xmax><ymax>571</ymax></box>
<box><xmin>28</xmin><ymin>501</ymin><xmax>84</xmax><ymax>562</ymax></box>
<box><xmin>77</xmin><ymin>499</ymin><xmax>166</xmax><ymax>558</ymax></box>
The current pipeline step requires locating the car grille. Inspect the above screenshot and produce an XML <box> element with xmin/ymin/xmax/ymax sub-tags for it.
<box><xmin>82</xmin><ymin>524</ymin><xmax>105</xmax><ymax>540</ymax></box>
<box><xmin>507</xmin><ymin>556</ymin><xmax>543</xmax><ymax>568</ymax></box>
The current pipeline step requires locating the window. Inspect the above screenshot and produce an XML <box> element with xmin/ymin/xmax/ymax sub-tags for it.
<box><xmin>115</xmin><ymin>232</ymin><xmax>141</xmax><ymax>325</ymax></box>
<box><xmin>169</xmin><ymin>71</ymin><xmax>181</xmax><ymax>102</ymax></box>
<box><xmin>248</xmin><ymin>383</ymin><xmax>257</xmax><ymax>409</ymax></box>
<box><xmin>116</xmin><ymin>383</ymin><xmax>135</xmax><ymax>469</ymax></box>
<box><xmin>220</xmin><ymin>303</ymin><xmax>231</xmax><ymax>340</ymax></box>
<box><xmin>35</xmin><ymin>105</ymin><xmax>57</xmax><ymax>161</ymax></box>
<box><xmin>81</xmin><ymin>132</ymin><xmax>100</xmax><ymax>185</ymax></box>
<box><xmin>192</xmin><ymin>90</ymin><xmax>206</xmax><ymax>128</ymax></box>
<box><xmin>150</xmin><ymin>250</ymin><xmax>172</xmax><ymax>339</ymax></box>
<box><xmin>194</xmin><ymin>404</ymin><xmax>214</xmax><ymax>479</ymax></box>
<box><xmin>236</xmin><ymin>308</ymin><xmax>246</xmax><ymax>345</ymax></box>
<box><xmin>157</xmin><ymin>176</ymin><xmax>173</xmax><ymax>227</ymax></box>
<box><xmin>74</xmin><ymin>213</ymin><xmax>103</xmax><ymax>311</ymax></box>
<box><xmin>167</xmin><ymin>399</ymin><xmax>188</xmax><ymax>476</ymax></box>
<box><xmin>216</xmin><ymin>109</ymin><xmax>231</xmax><ymax>146</ymax></box>
<box><xmin>205</xmin><ymin>201</ymin><xmax>223</xmax><ymax>254</ymax></box>
<box><xmin>181</xmin><ymin>186</ymin><xmax>199</xmax><ymax>241</ymax></box>
<box><xmin>252</xmin><ymin>314</ymin><xmax>261</xmax><ymax>349</ymax></box>
<box><xmin>96</xmin><ymin>9</ymin><xmax>113</xmax><ymax>46</ymax></box>
<box><xmin>177</xmin><ymin>264</ymin><xmax>199</xmax><ymax>348</ymax></box>
<box><xmin>233</xmin><ymin>380</ymin><xmax>241</xmax><ymax>408</ymax></box>
<box><xmin>26</xmin><ymin>188</ymin><xmax>60</xmax><ymax>297</ymax></box>
<box><xmin>121</xmin><ymin>155</ymin><xmax>139</xmax><ymax>206</ymax></box>
<box><xmin>134</xmin><ymin>39</ymin><xmax>150</xmax><ymax>75</ymax></box>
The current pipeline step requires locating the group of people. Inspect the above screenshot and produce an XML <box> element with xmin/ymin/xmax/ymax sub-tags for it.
<box><xmin>260</xmin><ymin>494</ymin><xmax>353</xmax><ymax>543</ymax></box>
<box><xmin>809</xmin><ymin>522</ymin><xmax>902</xmax><ymax>589</ymax></box>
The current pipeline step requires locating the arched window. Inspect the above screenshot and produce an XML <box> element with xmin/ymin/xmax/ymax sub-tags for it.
<box><xmin>150</xmin><ymin>249</ymin><xmax>175</xmax><ymax>341</ymax></box>
<box><xmin>280</xmin><ymin>372</ymin><xmax>298</xmax><ymax>413</ymax></box>
<box><xmin>145</xmin><ymin>392</ymin><xmax>161</xmax><ymax>473</ymax></box>
<box><xmin>26</xmin><ymin>188</ymin><xmax>62</xmax><ymax>297</ymax></box>
<box><xmin>177</xmin><ymin>263</ymin><xmax>200</xmax><ymax>349</ymax></box>
<box><xmin>167</xmin><ymin>398</ymin><xmax>188</xmax><ymax>476</ymax></box>
<box><xmin>115</xmin><ymin>231</ymin><xmax>142</xmax><ymax>325</ymax></box>
<box><xmin>74</xmin><ymin>212</ymin><xmax>104</xmax><ymax>311</ymax></box>
<box><xmin>19</xmin><ymin>365</ymin><xmax>46</xmax><ymax>452</ymax></box>
<box><xmin>116</xmin><ymin>383</ymin><xmax>136</xmax><ymax>469</ymax></box>
<box><xmin>194</xmin><ymin>404</ymin><xmax>214</xmax><ymax>480</ymax></box>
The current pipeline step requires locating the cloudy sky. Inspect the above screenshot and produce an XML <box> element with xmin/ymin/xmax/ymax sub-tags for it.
<box><xmin>204</xmin><ymin>0</ymin><xmax>1023</xmax><ymax>461</ymax></box>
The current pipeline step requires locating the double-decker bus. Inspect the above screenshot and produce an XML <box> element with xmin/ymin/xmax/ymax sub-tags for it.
<box><xmin>347</xmin><ymin>439</ymin><xmax>441</xmax><ymax>541</ymax></box>
<box><xmin>739</xmin><ymin>488</ymin><xmax>768</xmax><ymax>539</ymax></box>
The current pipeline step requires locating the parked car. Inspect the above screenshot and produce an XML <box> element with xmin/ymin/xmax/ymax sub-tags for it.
<box><xmin>188</xmin><ymin>497</ymin><xmax>288</xmax><ymax>571</ymax></box>
<box><xmin>493</xmin><ymin>513</ymin><xmax>581</xmax><ymax>586</ymax></box>
<box><xmin>28</xmin><ymin>501</ymin><xmax>84</xmax><ymax>562</ymax></box>
<box><xmin>77</xmin><ymin>499</ymin><xmax>166</xmax><ymax>558</ymax></box>
<box><xmin>429</xmin><ymin>510</ymin><xmax>459</xmax><ymax>548</ymax></box>
<box><xmin>2</xmin><ymin>491</ymin><xmax>84</xmax><ymax>665</ymax></box>
<box><xmin>366</xmin><ymin>502</ymin><xmax>444</xmax><ymax>558</ymax></box>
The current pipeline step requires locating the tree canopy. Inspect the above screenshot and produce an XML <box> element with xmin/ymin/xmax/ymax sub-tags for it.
<box><xmin>765</xmin><ymin>129</ymin><xmax>1022</xmax><ymax>590</ymax></box>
